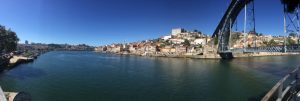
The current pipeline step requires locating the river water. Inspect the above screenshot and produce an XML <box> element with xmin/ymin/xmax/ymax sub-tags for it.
<box><xmin>0</xmin><ymin>51</ymin><xmax>299</xmax><ymax>101</ymax></box>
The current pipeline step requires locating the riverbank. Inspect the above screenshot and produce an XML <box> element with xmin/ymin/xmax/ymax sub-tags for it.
<box><xmin>102</xmin><ymin>51</ymin><xmax>300</xmax><ymax>59</ymax></box>
<box><xmin>232</xmin><ymin>52</ymin><xmax>300</xmax><ymax>57</ymax></box>
<box><xmin>0</xmin><ymin>50</ymin><xmax>48</xmax><ymax>71</ymax></box>
<box><xmin>7</xmin><ymin>56</ymin><xmax>34</xmax><ymax>68</ymax></box>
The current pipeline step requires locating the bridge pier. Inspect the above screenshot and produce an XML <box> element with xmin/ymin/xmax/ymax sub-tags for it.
<box><xmin>219</xmin><ymin>52</ymin><xmax>234</xmax><ymax>59</ymax></box>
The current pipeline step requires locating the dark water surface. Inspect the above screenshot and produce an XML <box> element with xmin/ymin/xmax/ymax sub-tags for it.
<box><xmin>0</xmin><ymin>51</ymin><xmax>299</xmax><ymax>101</ymax></box>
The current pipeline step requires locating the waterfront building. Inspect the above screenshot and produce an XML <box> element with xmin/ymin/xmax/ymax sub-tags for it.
<box><xmin>110</xmin><ymin>45</ymin><xmax>123</xmax><ymax>53</ymax></box>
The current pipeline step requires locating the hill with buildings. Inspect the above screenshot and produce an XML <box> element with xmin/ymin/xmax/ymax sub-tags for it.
<box><xmin>96</xmin><ymin>28</ymin><xmax>299</xmax><ymax>58</ymax></box>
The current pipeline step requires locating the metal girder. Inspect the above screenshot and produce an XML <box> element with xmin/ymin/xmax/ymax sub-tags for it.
<box><xmin>229</xmin><ymin>45</ymin><xmax>300</xmax><ymax>53</ymax></box>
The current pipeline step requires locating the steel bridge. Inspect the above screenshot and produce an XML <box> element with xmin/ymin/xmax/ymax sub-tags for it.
<box><xmin>213</xmin><ymin>0</ymin><xmax>300</xmax><ymax>59</ymax></box>
<box><xmin>228</xmin><ymin>45</ymin><xmax>300</xmax><ymax>53</ymax></box>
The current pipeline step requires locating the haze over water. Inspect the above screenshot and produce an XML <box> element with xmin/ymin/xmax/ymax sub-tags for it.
<box><xmin>0</xmin><ymin>51</ymin><xmax>299</xmax><ymax>101</ymax></box>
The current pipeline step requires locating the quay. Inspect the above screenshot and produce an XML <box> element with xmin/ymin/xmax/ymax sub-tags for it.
<box><xmin>111</xmin><ymin>51</ymin><xmax>300</xmax><ymax>59</ymax></box>
<box><xmin>8</xmin><ymin>56</ymin><xmax>34</xmax><ymax>67</ymax></box>
<box><xmin>97</xmin><ymin>44</ymin><xmax>300</xmax><ymax>59</ymax></box>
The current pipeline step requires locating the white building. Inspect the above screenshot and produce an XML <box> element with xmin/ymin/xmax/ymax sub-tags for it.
<box><xmin>129</xmin><ymin>46</ymin><xmax>137</xmax><ymax>53</ymax></box>
<box><xmin>170</xmin><ymin>39</ymin><xmax>185</xmax><ymax>44</ymax></box>
<box><xmin>111</xmin><ymin>47</ymin><xmax>122</xmax><ymax>53</ymax></box>
<box><xmin>193</xmin><ymin>38</ymin><xmax>206</xmax><ymax>45</ymax></box>
<box><xmin>145</xmin><ymin>45</ymin><xmax>156</xmax><ymax>53</ymax></box>
<box><xmin>162</xmin><ymin>35</ymin><xmax>172</xmax><ymax>40</ymax></box>
<box><xmin>263</xmin><ymin>35</ymin><xmax>273</xmax><ymax>42</ymax></box>
<box><xmin>171</xmin><ymin>28</ymin><xmax>185</xmax><ymax>35</ymax></box>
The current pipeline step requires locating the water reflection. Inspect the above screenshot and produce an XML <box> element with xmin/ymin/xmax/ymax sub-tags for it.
<box><xmin>0</xmin><ymin>51</ymin><xmax>299</xmax><ymax>101</ymax></box>
<box><xmin>4</xmin><ymin>64</ymin><xmax>46</xmax><ymax>80</ymax></box>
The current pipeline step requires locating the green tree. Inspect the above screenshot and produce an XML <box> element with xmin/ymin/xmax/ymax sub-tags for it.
<box><xmin>196</xmin><ymin>44</ymin><xmax>203</xmax><ymax>48</ymax></box>
<box><xmin>0</xmin><ymin>26</ymin><xmax>6</xmax><ymax>53</ymax></box>
<box><xmin>230</xmin><ymin>32</ymin><xmax>240</xmax><ymax>47</ymax></box>
<box><xmin>287</xmin><ymin>37</ymin><xmax>296</xmax><ymax>45</ymax></box>
<box><xmin>0</xmin><ymin>26</ymin><xmax>19</xmax><ymax>53</ymax></box>
<box><xmin>182</xmin><ymin>39</ymin><xmax>191</xmax><ymax>46</ymax></box>
<box><xmin>267</xmin><ymin>39</ymin><xmax>278</xmax><ymax>46</ymax></box>
<box><xmin>6</xmin><ymin>29</ymin><xmax>19</xmax><ymax>52</ymax></box>
<box><xmin>48</xmin><ymin>44</ymin><xmax>63</xmax><ymax>49</ymax></box>
<box><xmin>165</xmin><ymin>40</ymin><xmax>171</xmax><ymax>45</ymax></box>
<box><xmin>159</xmin><ymin>44</ymin><xmax>166</xmax><ymax>48</ymax></box>
<box><xmin>289</xmin><ymin>33</ymin><xmax>297</xmax><ymax>37</ymax></box>
<box><xmin>263</xmin><ymin>41</ymin><xmax>268</xmax><ymax>46</ymax></box>
<box><xmin>213</xmin><ymin>36</ymin><xmax>218</xmax><ymax>45</ymax></box>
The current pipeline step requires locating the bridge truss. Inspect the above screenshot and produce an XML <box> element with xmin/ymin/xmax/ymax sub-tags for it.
<box><xmin>213</xmin><ymin>0</ymin><xmax>300</xmax><ymax>54</ymax></box>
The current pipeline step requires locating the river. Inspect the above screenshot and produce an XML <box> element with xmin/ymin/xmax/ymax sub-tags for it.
<box><xmin>0</xmin><ymin>51</ymin><xmax>299</xmax><ymax>101</ymax></box>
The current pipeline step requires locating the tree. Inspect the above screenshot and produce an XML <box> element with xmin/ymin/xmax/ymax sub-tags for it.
<box><xmin>214</xmin><ymin>36</ymin><xmax>218</xmax><ymax>45</ymax></box>
<box><xmin>0</xmin><ymin>26</ymin><xmax>6</xmax><ymax>53</ymax></box>
<box><xmin>48</xmin><ymin>44</ymin><xmax>63</xmax><ymax>49</ymax></box>
<box><xmin>0</xmin><ymin>26</ymin><xmax>19</xmax><ymax>53</ymax></box>
<box><xmin>25</xmin><ymin>40</ymin><xmax>29</xmax><ymax>44</ymax></box>
<box><xmin>263</xmin><ymin>41</ymin><xmax>268</xmax><ymax>46</ymax></box>
<box><xmin>287</xmin><ymin>37</ymin><xmax>296</xmax><ymax>45</ymax></box>
<box><xmin>6</xmin><ymin>29</ymin><xmax>19</xmax><ymax>52</ymax></box>
<box><xmin>230</xmin><ymin>32</ymin><xmax>240</xmax><ymax>47</ymax></box>
<box><xmin>289</xmin><ymin>33</ymin><xmax>297</xmax><ymax>37</ymax></box>
<box><xmin>164</xmin><ymin>40</ymin><xmax>171</xmax><ymax>45</ymax></box>
<box><xmin>196</xmin><ymin>44</ymin><xmax>203</xmax><ymax>48</ymax></box>
<box><xmin>182</xmin><ymin>39</ymin><xmax>191</xmax><ymax>46</ymax></box>
<box><xmin>267</xmin><ymin>39</ymin><xmax>278</xmax><ymax>46</ymax></box>
<box><xmin>160</xmin><ymin>44</ymin><xmax>166</xmax><ymax>48</ymax></box>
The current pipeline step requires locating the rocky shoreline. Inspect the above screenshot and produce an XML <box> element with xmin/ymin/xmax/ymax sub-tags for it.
<box><xmin>0</xmin><ymin>50</ymin><xmax>48</xmax><ymax>71</ymax></box>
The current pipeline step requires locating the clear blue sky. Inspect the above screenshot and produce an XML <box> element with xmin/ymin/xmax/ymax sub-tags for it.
<box><xmin>0</xmin><ymin>0</ymin><xmax>285</xmax><ymax>46</ymax></box>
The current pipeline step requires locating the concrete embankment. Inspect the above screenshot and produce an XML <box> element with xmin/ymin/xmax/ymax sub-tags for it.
<box><xmin>8</xmin><ymin>56</ymin><xmax>34</xmax><ymax>67</ymax></box>
<box><xmin>192</xmin><ymin>52</ymin><xmax>300</xmax><ymax>59</ymax></box>
<box><xmin>97</xmin><ymin>49</ymin><xmax>300</xmax><ymax>59</ymax></box>
<box><xmin>191</xmin><ymin>54</ymin><xmax>221</xmax><ymax>59</ymax></box>
<box><xmin>233</xmin><ymin>52</ymin><xmax>300</xmax><ymax>57</ymax></box>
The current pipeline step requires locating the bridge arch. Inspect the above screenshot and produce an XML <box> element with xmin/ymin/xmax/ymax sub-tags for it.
<box><xmin>213</xmin><ymin>0</ymin><xmax>300</xmax><ymax>59</ymax></box>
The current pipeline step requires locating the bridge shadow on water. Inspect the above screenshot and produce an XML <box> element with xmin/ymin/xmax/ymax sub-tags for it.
<box><xmin>233</xmin><ymin>56</ymin><xmax>300</xmax><ymax>76</ymax></box>
<box><xmin>229</xmin><ymin>56</ymin><xmax>300</xmax><ymax>101</ymax></box>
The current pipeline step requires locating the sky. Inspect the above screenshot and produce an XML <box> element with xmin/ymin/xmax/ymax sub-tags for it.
<box><xmin>0</xmin><ymin>0</ymin><xmax>285</xmax><ymax>46</ymax></box>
